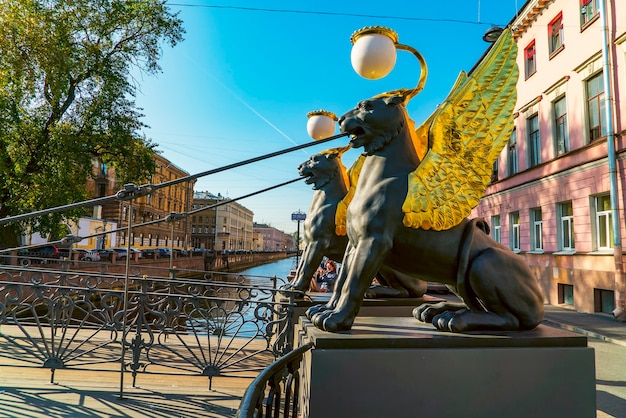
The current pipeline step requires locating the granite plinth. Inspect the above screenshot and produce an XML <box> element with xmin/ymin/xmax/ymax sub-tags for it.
<box><xmin>276</xmin><ymin>294</ymin><xmax>443</xmax><ymax>352</ymax></box>
<box><xmin>292</xmin><ymin>293</ymin><xmax>445</xmax><ymax>320</ymax></box>
<box><xmin>296</xmin><ymin>316</ymin><xmax>596</xmax><ymax>418</ymax></box>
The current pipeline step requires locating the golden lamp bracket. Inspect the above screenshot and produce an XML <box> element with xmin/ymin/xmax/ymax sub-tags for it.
<box><xmin>350</xmin><ymin>26</ymin><xmax>428</xmax><ymax>104</ymax></box>
<box><xmin>305</xmin><ymin>26</ymin><xmax>428</xmax><ymax>141</ymax></box>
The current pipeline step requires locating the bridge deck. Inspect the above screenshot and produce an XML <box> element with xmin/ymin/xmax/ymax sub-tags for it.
<box><xmin>0</xmin><ymin>364</ymin><xmax>252</xmax><ymax>417</ymax></box>
<box><xmin>0</xmin><ymin>328</ymin><xmax>268</xmax><ymax>418</ymax></box>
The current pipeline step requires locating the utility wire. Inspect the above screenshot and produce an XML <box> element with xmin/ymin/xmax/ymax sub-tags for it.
<box><xmin>166</xmin><ymin>3</ymin><xmax>503</xmax><ymax>27</ymax></box>
<box><xmin>0</xmin><ymin>132</ymin><xmax>348</xmax><ymax>226</ymax></box>
<box><xmin>0</xmin><ymin>177</ymin><xmax>304</xmax><ymax>254</ymax></box>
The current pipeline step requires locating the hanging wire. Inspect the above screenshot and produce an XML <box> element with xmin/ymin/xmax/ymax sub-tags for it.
<box><xmin>167</xmin><ymin>3</ymin><xmax>504</xmax><ymax>27</ymax></box>
<box><xmin>0</xmin><ymin>132</ymin><xmax>348</xmax><ymax>227</ymax></box>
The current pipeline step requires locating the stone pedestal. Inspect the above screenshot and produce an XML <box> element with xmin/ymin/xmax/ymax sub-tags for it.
<box><xmin>295</xmin><ymin>316</ymin><xmax>596</xmax><ymax>418</ymax></box>
<box><xmin>276</xmin><ymin>294</ymin><xmax>444</xmax><ymax>351</ymax></box>
<box><xmin>294</xmin><ymin>293</ymin><xmax>445</xmax><ymax>319</ymax></box>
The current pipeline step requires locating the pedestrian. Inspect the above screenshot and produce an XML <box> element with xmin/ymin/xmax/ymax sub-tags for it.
<box><xmin>316</xmin><ymin>259</ymin><xmax>338</xmax><ymax>292</ymax></box>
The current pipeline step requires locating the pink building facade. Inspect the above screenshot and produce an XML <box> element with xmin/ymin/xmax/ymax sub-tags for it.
<box><xmin>471</xmin><ymin>0</ymin><xmax>626</xmax><ymax>316</ymax></box>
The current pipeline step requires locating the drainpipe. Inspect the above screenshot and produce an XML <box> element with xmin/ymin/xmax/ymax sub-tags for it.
<box><xmin>599</xmin><ymin>0</ymin><xmax>626</xmax><ymax>320</ymax></box>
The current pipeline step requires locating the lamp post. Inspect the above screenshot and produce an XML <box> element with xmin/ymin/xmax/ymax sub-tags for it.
<box><xmin>305</xmin><ymin>27</ymin><xmax>429</xmax><ymax>148</ymax></box>
<box><xmin>291</xmin><ymin>210</ymin><xmax>306</xmax><ymax>267</ymax></box>
<box><xmin>349</xmin><ymin>26</ymin><xmax>428</xmax><ymax>102</ymax></box>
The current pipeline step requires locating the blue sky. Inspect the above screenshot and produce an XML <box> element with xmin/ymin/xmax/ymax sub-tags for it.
<box><xmin>134</xmin><ymin>1</ymin><xmax>521</xmax><ymax>234</ymax></box>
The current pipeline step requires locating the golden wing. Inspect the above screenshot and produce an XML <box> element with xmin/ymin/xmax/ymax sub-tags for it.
<box><xmin>402</xmin><ymin>28</ymin><xmax>518</xmax><ymax>231</ymax></box>
<box><xmin>335</xmin><ymin>154</ymin><xmax>366</xmax><ymax>236</ymax></box>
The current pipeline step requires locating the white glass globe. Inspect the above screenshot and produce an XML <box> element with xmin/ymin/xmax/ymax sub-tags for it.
<box><xmin>306</xmin><ymin>111</ymin><xmax>337</xmax><ymax>140</ymax></box>
<box><xmin>351</xmin><ymin>33</ymin><xmax>397</xmax><ymax>80</ymax></box>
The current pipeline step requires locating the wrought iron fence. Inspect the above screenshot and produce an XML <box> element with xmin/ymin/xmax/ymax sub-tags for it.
<box><xmin>237</xmin><ymin>341</ymin><xmax>314</xmax><ymax>418</ymax></box>
<box><xmin>0</xmin><ymin>257</ymin><xmax>297</xmax><ymax>394</ymax></box>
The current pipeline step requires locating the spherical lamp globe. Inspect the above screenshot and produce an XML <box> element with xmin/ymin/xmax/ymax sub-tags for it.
<box><xmin>306</xmin><ymin>110</ymin><xmax>338</xmax><ymax>140</ymax></box>
<box><xmin>350</xmin><ymin>26</ymin><xmax>398</xmax><ymax>80</ymax></box>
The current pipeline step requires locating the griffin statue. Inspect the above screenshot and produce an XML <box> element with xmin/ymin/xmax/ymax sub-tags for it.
<box><xmin>304</xmin><ymin>29</ymin><xmax>545</xmax><ymax>333</ymax></box>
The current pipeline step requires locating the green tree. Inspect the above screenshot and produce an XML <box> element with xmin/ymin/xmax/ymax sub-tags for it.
<box><xmin>0</xmin><ymin>0</ymin><xmax>184</xmax><ymax>248</ymax></box>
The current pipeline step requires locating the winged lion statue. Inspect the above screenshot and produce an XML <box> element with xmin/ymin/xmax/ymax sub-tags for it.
<box><xmin>305</xmin><ymin>29</ymin><xmax>545</xmax><ymax>333</ymax></box>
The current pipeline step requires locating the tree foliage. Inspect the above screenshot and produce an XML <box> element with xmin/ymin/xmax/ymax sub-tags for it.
<box><xmin>0</xmin><ymin>0</ymin><xmax>184</xmax><ymax>247</ymax></box>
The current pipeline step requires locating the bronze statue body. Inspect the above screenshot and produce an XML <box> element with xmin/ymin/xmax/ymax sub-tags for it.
<box><xmin>290</xmin><ymin>149</ymin><xmax>427</xmax><ymax>298</ymax></box>
<box><xmin>306</xmin><ymin>94</ymin><xmax>545</xmax><ymax>333</ymax></box>
<box><xmin>291</xmin><ymin>151</ymin><xmax>350</xmax><ymax>292</ymax></box>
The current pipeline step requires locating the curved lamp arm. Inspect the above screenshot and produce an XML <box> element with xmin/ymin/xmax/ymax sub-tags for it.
<box><xmin>350</xmin><ymin>26</ymin><xmax>428</xmax><ymax>103</ymax></box>
<box><xmin>395</xmin><ymin>42</ymin><xmax>428</xmax><ymax>102</ymax></box>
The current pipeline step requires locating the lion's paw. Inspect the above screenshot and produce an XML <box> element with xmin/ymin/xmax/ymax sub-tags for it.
<box><xmin>306</xmin><ymin>304</ymin><xmax>330</xmax><ymax>319</ymax></box>
<box><xmin>278</xmin><ymin>283</ymin><xmax>306</xmax><ymax>298</ymax></box>
<box><xmin>430</xmin><ymin>311</ymin><xmax>471</xmax><ymax>332</ymax></box>
<box><xmin>413</xmin><ymin>302</ymin><xmax>447</xmax><ymax>323</ymax></box>
<box><xmin>413</xmin><ymin>302</ymin><xmax>467</xmax><ymax>324</ymax></box>
<box><xmin>311</xmin><ymin>309</ymin><xmax>354</xmax><ymax>332</ymax></box>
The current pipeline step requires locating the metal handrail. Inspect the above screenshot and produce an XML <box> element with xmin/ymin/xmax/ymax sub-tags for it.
<box><xmin>237</xmin><ymin>341</ymin><xmax>314</xmax><ymax>418</ymax></box>
<box><xmin>0</xmin><ymin>259</ymin><xmax>300</xmax><ymax>395</ymax></box>
<box><xmin>0</xmin><ymin>132</ymin><xmax>348</xmax><ymax>227</ymax></box>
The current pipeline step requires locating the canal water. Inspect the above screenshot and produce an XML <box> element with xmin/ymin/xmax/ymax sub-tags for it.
<box><xmin>186</xmin><ymin>257</ymin><xmax>298</xmax><ymax>338</ymax></box>
<box><xmin>239</xmin><ymin>256</ymin><xmax>298</xmax><ymax>286</ymax></box>
<box><xmin>198</xmin><ymin>256</ymin><xmax>299</xmax><ymax>338</ymax></box>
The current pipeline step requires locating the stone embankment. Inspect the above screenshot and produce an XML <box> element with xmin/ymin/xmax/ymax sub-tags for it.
<box><xmin>13</xmin><ymin>251</ymin><xmax>292</xmax><ymax>279</ymax></box>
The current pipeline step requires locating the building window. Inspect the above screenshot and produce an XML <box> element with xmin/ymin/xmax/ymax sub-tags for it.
<box><xmin>531</xmin><ymin>208</ymin><xmax>543</xmax><ymax>251</ymax></box>
<box><xmin>558</xmin><ymin>202</ymin><xmax>575</xmax><ymax>250</ymax></box>
<box><xmin>594</xmin><ymin>194</ymin><xmax>613</xmax><ymax>250</ymax></box>
<box><xmin>507</xmin><ymin>128</ymin><xmax>518</xmax><ymax>175</ymax></box>
<box><xmin>594</xmin><ymin>288</ymin><xmax>615</xmax><ymax>314</ymax></box>
<box><xmin>191</xmin><ymin>225</ymin><xmax>196</xmax><ymax>233</ymax></box>
<box><xmin>510</xmin><ymin>212</ymin><xmax>520</xmax><ymax>252</ymax></box>
<box><xmin>581</xmin><ymin>0</ymin><xmax>599</xmax><ymax>27</ymax></box>
<box><xmin>528</xmin><ymin>114</ymin><xmax>541</xmax><ymax>167</ymax></box>
<box><xmin>99</xmin><ymin>162</ymin><xmax>108</xmax><ymax>176</ymax></box>
<box><xmin>524</xmin><ymin>41</ymin><xmax>536</xmax><ymax>79</ymax></box>
<box><xmin>491</xmin><ymin>215</ymin><xmax>501</xmax><ymax>243</ymax></box>
<box><xmin>587</xmin><ymin>72</ymin><xmax>607</xmax><ymax>141</ymax></box>
<box><xmin>558</xmin><ymin>283</ymin><xmax>574</xmax><ymax>305</ymax></box>
<box><xmin>491</xmin><ymin>158</ymin><xmax>499</xmax><ymax>182</ymax></box>
<box><xmin>97</xmin><ymin>183</ymin><xmax>107</xmax><ymax>198</ymax></box>
<box><xmin>548</xmin><ymin>13</ymin><xmax>564</xmax><ymax>56</ymax></box>
<box><xmin>553</xmin><ymin>96</ymin><xmax>569</xmax><ymax>155</ymax></box>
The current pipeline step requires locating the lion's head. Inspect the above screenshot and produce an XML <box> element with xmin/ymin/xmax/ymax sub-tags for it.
<box><xmin>298</xmin><ymin>150</ymin><xmax>349</xmax><ymax>191</ymax></box>
<box><xmin>339</xmin><ymin>93</ymin><xmax>418</xmax><ymax>156</ymax></box>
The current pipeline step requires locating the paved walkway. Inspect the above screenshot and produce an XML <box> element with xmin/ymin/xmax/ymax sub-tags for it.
<box><xmin>438</xmin><ymin>291</ymin><xmax>626</xmax><ymax>345</ymax></box>
<box><xmin>543</xmin><ymin>304</ymin><xmax>626</xmax><ymax>346</ymax></box>
<box><xmin>2</xmin><ymin>302</ymin><xmax>625</xmax><ymax>418</ymax></box>
<box><xmin>0</xmin><ymin>365</ymin><xmax>247</xmax><ymax>418</ymax></box>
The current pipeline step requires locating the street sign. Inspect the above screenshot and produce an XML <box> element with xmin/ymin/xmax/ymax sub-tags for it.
<box><xmin>291</xmin><ymin>212</ymin><xmax>306</xmax><ymax>221</ymax></box>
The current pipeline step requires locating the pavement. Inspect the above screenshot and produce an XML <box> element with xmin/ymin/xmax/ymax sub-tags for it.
<box><xmin>542</xmin><ymin>303</ymin><xmax>626</xmax><ymax>347</ymax></box>
<box><xmin>436</xmin><ymin>291</ymin><xmax>626</xmax><ymax>346</ymax></box>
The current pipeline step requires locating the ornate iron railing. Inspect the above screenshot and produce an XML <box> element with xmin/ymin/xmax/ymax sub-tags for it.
<box><xmin>237</xmin><ymin>341</ymin><xmax>314</xmax><ymax>418</ymax></box>
<box><xmin>0</xmin><ymin>257</ymin><xmax>297</xmax><ymax>394</ymax></box>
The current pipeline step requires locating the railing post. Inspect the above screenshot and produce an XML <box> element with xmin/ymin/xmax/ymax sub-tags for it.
<box><xmin>119</xmin><ymin>198</ymin><xmax>135</xmax><ymax>399</ymax></box>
